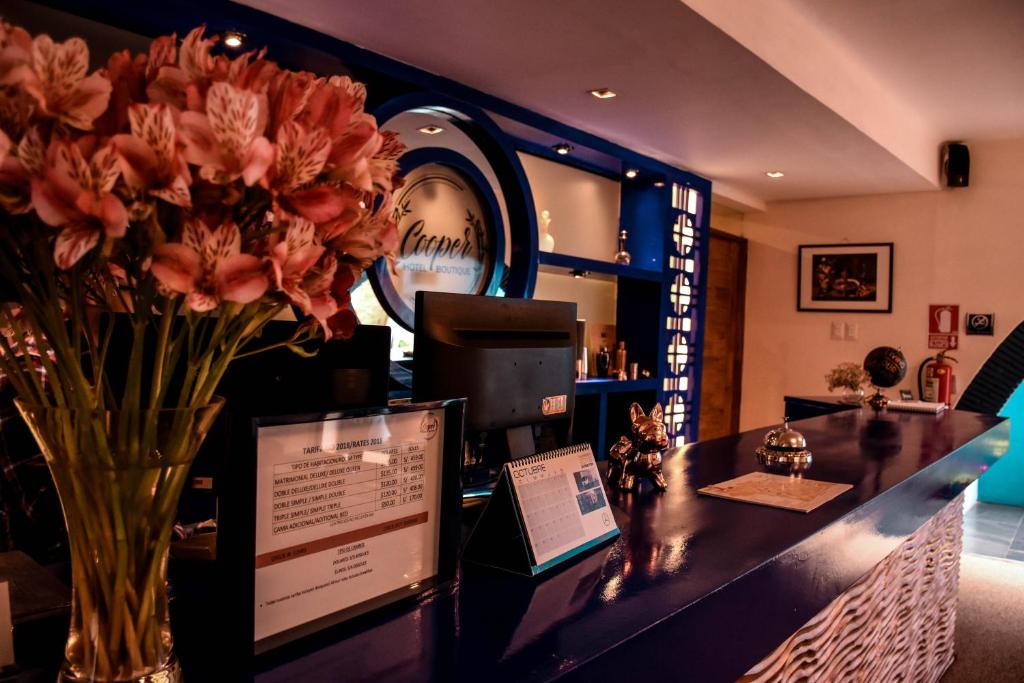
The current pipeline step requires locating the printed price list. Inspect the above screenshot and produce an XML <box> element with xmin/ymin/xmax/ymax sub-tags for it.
<box><xmin>270</xmin><ymin>442</ymin><xmax>427</xmax><ymax>535</ymax></box>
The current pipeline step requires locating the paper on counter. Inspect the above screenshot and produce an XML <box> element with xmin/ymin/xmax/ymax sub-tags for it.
<box><xmin>698</xmin><ymin>471</ymin><xmax>852</xmax><ymax>513</ymax></box>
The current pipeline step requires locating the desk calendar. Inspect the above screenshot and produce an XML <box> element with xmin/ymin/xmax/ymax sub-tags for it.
<box><xmin>464</xmin><ymin>444</ymin><xmax>619</xmax><ymax>576</ymax></box>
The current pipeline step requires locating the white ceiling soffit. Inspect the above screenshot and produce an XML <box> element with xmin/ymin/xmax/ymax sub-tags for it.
<box><xmin>784</xmin><ymin>0</ymin><xmax>1024</xmax><ymax>145</ymax></box>
<box><xmin>683</xmin><ymin>0</ymin><xmax>940</xmax><ymax>193</ymax></box>
<box><xmin>238</xmin><ymin>0</ymin><xmax>951</xmax><ymax>208</ymax></box>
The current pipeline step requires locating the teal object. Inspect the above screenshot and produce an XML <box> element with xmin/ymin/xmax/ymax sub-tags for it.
<box><xmin>978</xmin><ymin>381</ymin><xmax>1024</xmax><ymax>505</ymax></box>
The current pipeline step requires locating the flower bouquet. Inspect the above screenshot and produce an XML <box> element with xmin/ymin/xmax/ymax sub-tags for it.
<box><xmin>825</xmin><ymin>362</ymin><xmax>871</xmax><ymax>404</ymax></box>
<box><xmin>0</xmin><ymin>21</ymin><xmax>403</xmax><ymax>682</ymax></box>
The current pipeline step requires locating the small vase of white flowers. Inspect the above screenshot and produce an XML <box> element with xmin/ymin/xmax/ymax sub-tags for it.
<box><xmin>825</xmin><ymin>362</ymin><xmax>871</xmax><ymax>404</ymax></box>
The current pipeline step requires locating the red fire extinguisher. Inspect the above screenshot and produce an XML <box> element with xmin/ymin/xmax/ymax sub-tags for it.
<box><xmin>917</xmin><ymin>351</ymin><xmax>957</xmax><ymax>405</ymax></box>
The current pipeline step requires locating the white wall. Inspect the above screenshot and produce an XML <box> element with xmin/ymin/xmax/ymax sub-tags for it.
<box><xmin>735</xmin><ymin>138</ymin><xmax>1024</xmax><ymax>430</ymax></box>
<box><xmin>533</xmin><ymin>273</ymin><xmax>617</xmax><ymax>329</ymax></box>
<box><xmin>518</xmin><ymin>153</ymin><xmax>621</xmax><ymax>263</ymax></box>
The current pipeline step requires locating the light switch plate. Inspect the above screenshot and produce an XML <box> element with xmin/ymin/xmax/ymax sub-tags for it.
<box><xmin>845</xmin><ymin>323</ymin><xmax>859</xmax><ymax>340</ymax></box>
<box><xmin>830</xmin><ymin>322</ymin><xmax>844</xmax><ymax>340</ymax></box>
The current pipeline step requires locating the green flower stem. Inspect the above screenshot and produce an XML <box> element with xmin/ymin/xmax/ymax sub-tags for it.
<box><xmin>148</xmin><ymin>298</ymin><xmax>176</xmax><ymax>411</ymax></box>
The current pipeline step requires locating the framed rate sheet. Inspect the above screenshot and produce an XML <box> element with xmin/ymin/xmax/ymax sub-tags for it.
<box><xmin>219</xmin><ymin>399</ymin><xmax>464</xmax><ymax>656</ymax></box>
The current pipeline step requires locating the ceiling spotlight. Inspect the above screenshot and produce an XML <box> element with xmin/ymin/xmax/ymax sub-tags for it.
<box><xmin>624</xmin><ymin>168</ymin><xmax>639</xmax><ymax>179</ymax></box>
<box><xmin>765</xmin><ymin>170</ymin><xmax>785</xmax><ymax>178</ymax></box>
<box><xmin>570</xmin><ymin>269</ymin><xmax>588</xmax><ymax>279</ymax></box>
<box><xmin>552</xmin><ymin>143</ymin><xmax>574</xmax><ymax>155</ymax></box>
<box><xmin>222</xmin><ymin>31</ymin><xmax>246</xmax><ymax>48</ymax></box>
<box><xmin>653</xmin><ymin>181</ymin><xmax>666</xmax><ymax>188</ymax></box>
<box><xmin>418</xmin><ymin>125</ymin><xmax>444</xmax><ymax>135</ymax></box>
<box><xmin>589</xmin><ymin>88</ymin><xmax>617</xmax><ymax>99</ymax></box>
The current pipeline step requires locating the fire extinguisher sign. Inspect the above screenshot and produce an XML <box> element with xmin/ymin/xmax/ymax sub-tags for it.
<box><xmin>928</xmin><ymin>304</ymin><xmax>959</xmax><ymax>349</ymax></box>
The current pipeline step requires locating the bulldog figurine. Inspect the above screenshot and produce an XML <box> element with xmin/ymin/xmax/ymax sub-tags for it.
<box><xmin>607</xmin><ymin>402</ymin><xmax>669</xmax><ymax>491</ymax></box>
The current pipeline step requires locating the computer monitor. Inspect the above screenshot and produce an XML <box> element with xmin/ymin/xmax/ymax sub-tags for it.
<box><xmin>413</xmin><ymin>291</ymin><xmax>577</xmax><ymax>485</ymax></box>
<box><xmin>212</xmin><ymin>321</ymin><xmax>390</xmax><ymax>416</ymax></box>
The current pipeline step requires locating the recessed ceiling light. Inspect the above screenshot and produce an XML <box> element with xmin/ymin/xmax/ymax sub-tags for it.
<box><xmin>589</xmin><ymin>88</ymin><xmax>617</xmax><ymax>99</ymax></box>
<box><xmin>765</xmin><ymin>170</ymin><xmax>785</xmax><ymax>178</ymax></box>
<box><xmin>624</xmin><ymin>168</ymin><xmax>639</xmax><ymax>179</ymax></box>
<box><xmin>222</xmin><ymin>31</ymin><xmax>246</xmax><ymax>48</ymax></box>
<box><xmin>653</xmin><ymin>181</ymin><xmax>665</xmax><ymax>188</ymax></box>
<box><xmin>552</xmin><ymin>143</ymin><xmax>574</xmax><ymax>155</ymax></box>
<box><xmin>418</xmin><ymin>125</ymin><xmax>444</xmax><ymax>135</ymax></box>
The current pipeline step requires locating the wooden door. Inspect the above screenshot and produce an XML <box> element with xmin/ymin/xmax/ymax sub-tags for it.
<box><xmin>698</xmin><ymin>229</ymin><xmax>747</xmax><ymax>440</ymax></box>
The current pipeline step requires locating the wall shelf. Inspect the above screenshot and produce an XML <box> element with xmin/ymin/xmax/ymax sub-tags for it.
<box><xmin>575</xmin><ymin>377</ymin><xmax>659</xmax><ymax>395</ymax></box>
<box><xmin>537</xmin><ymin>252</ymin><xmax>664</xmax><ymax>282</ymax></box>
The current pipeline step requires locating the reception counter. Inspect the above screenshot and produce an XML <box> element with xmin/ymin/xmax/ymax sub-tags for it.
<box><xmin>163</xmin><ymin>407</ymin><xmax>1002</xmax><ymax>683</ymax></box>
<box><xmin>15</xmin><ymin>408</ymin><xmax>1006</xmax><ymax>681</ymax></box>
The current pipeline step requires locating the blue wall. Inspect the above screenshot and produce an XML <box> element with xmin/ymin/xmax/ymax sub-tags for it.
<box><xmin>979</xmin><ymin>381</ymin><xmax>1024</xmax><ymax>505</ymax></box>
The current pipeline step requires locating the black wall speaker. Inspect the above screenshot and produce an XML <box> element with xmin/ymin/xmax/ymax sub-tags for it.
<box><xmin>944</xmin><ymin>143</ymin><xmax>970</xmax><ymax>187</ymax></box>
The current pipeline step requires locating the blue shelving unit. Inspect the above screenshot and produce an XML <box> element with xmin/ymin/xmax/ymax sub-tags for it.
<box><xmin>537</xmin><ymin>252</ymin><xmax>664</xmax><ymax>282</ymax></box>
<box><xmin>574</xmin><ymin>378</ymin><xmax>660</xmax><ymax>395</ymax></box>
<box><xmin>575</xmin><ymin>379</ymin><xmax>660</xmax><ymax>459</ymax></box>
<box><xmin>540</xmin><ymin>178</ymin><xmax>710</xmax><ymax>453</ymax></box>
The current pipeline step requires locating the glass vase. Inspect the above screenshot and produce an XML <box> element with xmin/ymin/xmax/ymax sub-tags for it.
<box><xmin>15</xmin><ymin>399</ymin><xmax>224</xmax><ymax>683</ymax></box>
<box><xmin>839</xmin><ymin>388</ymin><xmax>865</xmax><ymax>405</ymax></box>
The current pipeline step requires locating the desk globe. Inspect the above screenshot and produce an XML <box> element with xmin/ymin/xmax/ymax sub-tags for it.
<box><xmin>863</xmin><ymin>346</ymin><xmax>908</xmax><ymax>409</ymax></box>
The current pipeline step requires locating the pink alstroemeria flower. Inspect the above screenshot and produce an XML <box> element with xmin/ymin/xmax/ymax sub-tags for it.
<box><xmin>298</xmin><ymin>75</ymin><xmax>381</xmax><ymax>192</ymax></box>
<box><xmin>263</xmin><ymin>119</ymin><xmax>366</xmax><ymax>230</ymax></box>
<box><xmin>298</xmin><ymin>253</ymin><xmax>340</xmax><ymax>338</ymax></box>
<box><xmin>329</xmin><ymin>201</ymin><xmax>399</xmax><ymax>271</ymax></box>
<box><xmin>368</xmin><ymin>130</ymin><xmax>405</xmax><ymax>195</ymax></box>
<box><xmin>30</xmin><ymin>139</ymin><xmax>129</xmax><ymax>269</ymax></box>
<box><xmin>92</xmin><ymin>48</ymin><xmax>147</xmax><ymax>138</ymax></box>
<box><xmin>325</xmin><ymin>266</ymin><xmax>357</xmax><ymax>339</ymax></box>
<box><xmin>112</xmin><ymin>103</ymin><xmax>192</xmax><ymax>207</ymax></box>
<box><xmin>149</xmin><ymin>27</ymin><xmax>265</xmax><ymax>114</ymax></box>
<box><xmin>265</xmin><ymin>69</ymin><xmax>317</xmax><ymax>137</ymax></box>
<box><xmin>267</xmin><ymin>213</ymin><xmax>328</xmax><ymax>316</ymax></box>
<box><xmin>151</xmin><ymin>218</ymin><xmax>268</xmax><ymax>312</ymax></box>
<box><xmin>0</xmin><ymin>127</ymin><xmax>43</xmax><ymax>215</ymax></box>
<box><xmin>8</xmin><ymin>33</ymin><xmax>112</xmax><ymax>131</ymax></box>
<box><xmin>177</xmin><ymin>81</ymin><xmax>274</xmax><ymax>186</ymax></box>
<box><xmin>267</xmin><ymin>120</ymin><xmax>330</xmax><ymax>194</ymax></box>
<box><xmin>0</xmin><ymin>22</ymin><xmax>34</xmax><ymax>94</ymax></box>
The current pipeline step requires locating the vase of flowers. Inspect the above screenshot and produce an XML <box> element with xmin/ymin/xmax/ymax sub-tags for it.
<box><xmin>0</xmin><ymin>22</ymin><xmax>403</xmax><ymax>682</ymax></box>
<box><xmin>825</xmin><ymin>362</ymin><xmax>871</xmax><ymax>405</ymax></box>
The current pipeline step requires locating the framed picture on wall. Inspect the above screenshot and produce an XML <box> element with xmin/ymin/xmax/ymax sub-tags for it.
<box><xmin>797</xmin><ymin>243</ymin><xmax>893</xmax><ymax>313</ymax></box>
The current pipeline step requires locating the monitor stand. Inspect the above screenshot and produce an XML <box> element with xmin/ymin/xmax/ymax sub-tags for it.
<box><xmin>506</xmin><ymin>425</ymin><xmax>535</xmax><ymax>461</ymax></box>
<box><xmin>462</xmin><ymin>422</ymin><xmax>570</xmax><ymax>499</ymax></box>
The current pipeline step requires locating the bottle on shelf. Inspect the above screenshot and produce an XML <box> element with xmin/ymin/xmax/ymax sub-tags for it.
<box><xmin>614</xmin><ymin>229</ymin><xmax>631</xmax><ymax>265</ymax></box>
<box><xmin>615</xmin><ymin>341</ymin><xmax>627</xmax><ymax>380</ymax></box>
<box><xmin>596</xmin><ymin>346</ymin><xmax>611</xmax><ymax>378</ymax></box>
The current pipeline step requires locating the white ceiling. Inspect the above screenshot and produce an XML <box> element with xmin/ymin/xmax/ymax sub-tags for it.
<box><xmin>237</xmin><ymin>0</ymin><xmax>1024</xmax><ymax>209</ymax></box>
<box><xmin>788</xmin><ymin>0</ymin><xmax>1024</xmax><ymax>143</ymax></box>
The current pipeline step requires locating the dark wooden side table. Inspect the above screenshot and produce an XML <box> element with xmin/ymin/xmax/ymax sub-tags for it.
<box><xmin>784</xmin><ymin>395</ymin><xmax>860</xmax><ymax>422</ymax></box>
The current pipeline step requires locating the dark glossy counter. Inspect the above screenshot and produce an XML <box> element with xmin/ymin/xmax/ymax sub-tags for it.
<box><xmin>185</xmin><ymin>409</ymin><xmax>1006</xmax><ymax>681</ymax></box>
